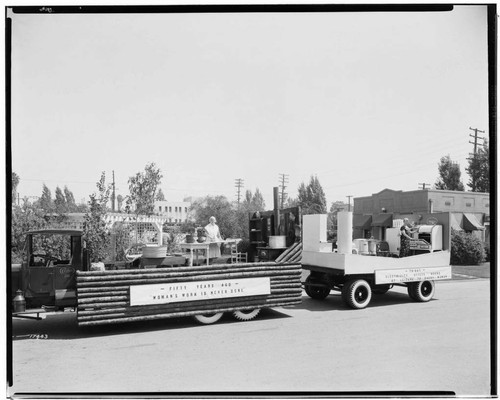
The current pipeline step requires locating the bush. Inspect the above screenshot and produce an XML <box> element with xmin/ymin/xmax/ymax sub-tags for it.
<box><xmin>483</xmin><ymin>241</ymin><xmax>490</xmax><ymax>262</ymax></box>
<box><xmin>237</xmin><ymin>238</ymin><xmax>251</xmax><ymax>255</ymax></box>
<box><xmin>450</xmin><ymin>230</ymin><xmax>485</xmax><ymax>265</ymax></box>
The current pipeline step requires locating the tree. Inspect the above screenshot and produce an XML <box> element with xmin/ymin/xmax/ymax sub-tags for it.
<box><xmin>83</xmin><ymin>172</ymin><xmax>111</xmax><ymax>263</ymax></box>
<box><xmin>435</xmin><ymin>155</ymin><xmax>465</xmax><ymax>191</ymax></box>
<box><xmin>242</xmin><ymin>188</ymin><xmax>266</xmax><ymax>212</ymax></box>
<box><xmin>190</xmin><ymin>195</ymin><xmax>238</xmax><ymax>238</ymax></box>
<box><xmin>39</xmin><ymin>184</ymin><xmax>53</xmax><ymax>212</ymax></box>
<box><xmin>54</xmin><ymin>186</ymin><xmax>67</xmax><ymax>213</ymax></box>
<box><xmin>297</xmin><ymin>176</ymin><xmax>327</xmax><ymax>214</ymax></box>
<box><xmin>235</xmin><ymin>188</ymin><xmax>267</xmax><ymax>240</ymax></box>
<box><xmin>126</xmin><ymin>162</ymin><xmax>163</xmax><ymax>216</ymax></box>
<box><xmin>328</xmin><ymin>201</ymin><xmax>348</xmax><ymax>239</ymax></box>
<box><xmin>11</xmin><ymin>200</ymin><xmax>48</xmax><ymax>263</ymax></box>
<box><xmin>155</xmin><ymin>188</ymin><xmax>166</xmax><ymax>201</ymax></box>
<box><xmin>12</xmin><ymin>172</ymin><xmax>20</xmax><ymax>204</ymax></box>
<box><xmin>466</xmin><ymin>139</ymin><xmax>489</xmax><ymax>193</ymax></box>
<box><xmin>64</xmin><ymin>186</ymin><xmax>77</xmax><ymax>212</ymax></box>
<box><xmin>117</xmin><ymin>194</ymin><xmax>124</xmax><ymax>211</ymax></box>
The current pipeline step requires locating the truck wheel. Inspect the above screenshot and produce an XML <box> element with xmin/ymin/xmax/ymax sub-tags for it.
<box><xmin>408</xmin><ymin>281</ymin><xmax>435</xmax><ymax>302</ymax></box>
<box><xmin>304</xmin><ymin>276</ymin><xmax>330</xmax><ymax>300</ymax></box>
<box><xmin>232</xmin><ymin>309</ymin><xmax>260</xmax><ymax>321</ymax></box>
<box><xmin>193</xmin><ymin>312</ymin><xmax>224</xmax><ymax>324</ymax></box>
<box><xmin>344</xmin><ymin>279</ymin><xmax>372</xmax><ymax>309</ymax></box>
<box><xmin>372</xmin><ymin>284</ymin><xmax>392</xmax><ymax>295</ymax></box>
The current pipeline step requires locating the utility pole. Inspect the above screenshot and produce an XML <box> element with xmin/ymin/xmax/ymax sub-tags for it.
<box><xmin>111</xmin><ymin>170</ymin><xmax>116</xmax><ymax>212</ymax></box>
<box><xmin>235</xmin><ymin>178</ymin><xmax>244</xmax><ymax>205</ymax></box>
<box><xmin>469</xmin><ymin>127</ymin><xmax>486</xmax><ymax>156</ymax></box>
<box><xmin>418</xmin><ymin>183</ymin><xmax>431</xmax><ymax>190</ymax></box>
<box><xmin>467</xmin><ymin>127</ymin><xmax>486</xmax><ymax>192</ymax></box>
<box><xmin>346</xmin><ymin>195</ymin><xmax>353</xmax><ymax>212</ymax></box>
<box><xmin>278</xmin><ymin>173</ymin><xmax>289</xmax><ymax>209</ymax></box>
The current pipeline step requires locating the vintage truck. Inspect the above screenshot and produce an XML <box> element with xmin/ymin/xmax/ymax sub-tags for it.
<box><xmin>301</xmin><ymin>213</ymin><xmax>452</xmax><ymax>309</ymax></box>
<box><xmin>11</xmin><ymin>229</ymin><xmax>302</xmax><ymax>325</ymax></box>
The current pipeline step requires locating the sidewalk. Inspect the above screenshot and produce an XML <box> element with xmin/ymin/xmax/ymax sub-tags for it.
<box><xmin>452</xmin><ymin>262</ymin><xmax>490</xmax><ymax>279</ymax></box>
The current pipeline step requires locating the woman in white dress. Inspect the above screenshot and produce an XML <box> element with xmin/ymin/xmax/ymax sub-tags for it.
<box><xmin>205</xmin><ymin>216</ymin><xmax>223</xmax><ymax>262</ymax></box>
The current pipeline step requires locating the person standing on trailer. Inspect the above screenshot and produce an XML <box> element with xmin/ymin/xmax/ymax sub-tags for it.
<box><xmin>399</xmin><ymin>218</ymin><xmax>415</xmax><ymax>257</ymax></box>
<box><xmin>205</xmin><ymin>216</ymin><xmax>223</xmax><ymax>263</ymax></box>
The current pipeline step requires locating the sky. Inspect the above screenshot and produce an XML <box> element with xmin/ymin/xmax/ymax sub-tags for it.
<box><xmin>8</xmin><ymin>5</ymin><xmax>490</xmax><ymax>209</ymax></box>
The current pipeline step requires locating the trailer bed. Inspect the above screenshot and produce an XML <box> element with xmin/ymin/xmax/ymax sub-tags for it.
<box><xmin>302</xmin><ymin>250</ymin><xmax>450</xmax><ymax>275</ymax></box>
<box><xmin>76</xmin><ymin>262</ymin><xmax>302</xmax><ymax>327</ymax></box>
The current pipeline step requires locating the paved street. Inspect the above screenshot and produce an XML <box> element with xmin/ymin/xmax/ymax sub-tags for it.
<box><xmin>9</xmin><ymin>271</ymin><xmax>492</xmax><ymax>397</ymax></box>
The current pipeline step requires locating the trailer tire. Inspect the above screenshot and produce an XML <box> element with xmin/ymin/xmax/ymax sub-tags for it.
<box><xmin>408</xmin><ymin>281</ymin><xmax>435</xmax><ymax>302</ymax></box>
<box><xmin>193</xmin><ymin>312</ymin><xmax>224</xmax><ymax>324</ymax></box>
<box><xmin>344</xmin><ymin>279</ymin><xmax>372</xmax><ymax>309</ymax></box>
<box><xmin>232</xmin><ymin>308</ymin><xmax>261</xmax><ymax>321</ymax></box>
<box><xmin>304</xmin><ymin>276</ymin><xmax>330</xmax><ymax>300</ymax></box>
<box><xmin>407</xmin><ymin>284</ymin><xmax>417</xmax><ymax>300</ymax></box>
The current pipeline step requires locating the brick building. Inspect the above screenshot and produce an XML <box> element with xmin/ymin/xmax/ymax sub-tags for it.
<box><xmin>353</xmin><ymin>189</ymin><xmax>489</xmax><ymax>243</ymax></box>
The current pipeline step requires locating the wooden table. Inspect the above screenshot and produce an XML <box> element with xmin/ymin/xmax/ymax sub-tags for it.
<box><xmin>180</xmin><ymin>242</ymin><xmax>211</xmax><ymax>266</ymax></box>
<box><xmin>180</xmin><ymin>239</ymin><xmax>242</xmax><ymax>266</ymax></box>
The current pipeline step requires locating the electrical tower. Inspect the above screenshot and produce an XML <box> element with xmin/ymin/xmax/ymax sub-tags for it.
<box><xmin>469</xmin><ymin>127</ymin><xmax>486</xmax><ymax>156</ymax></box>
<box><xmin>235</xmin><ymin>178</ymin><xmax>244</xmax><ymax>205</ymax></box>
<box><xmin>278</xmin><ymin>173</ymin><xmax>289</xmax><ymax>209</ymax></box>
<box><xmin>111</xmin><ymin>170</ymin><xmax>116</xmax><ymax>212</ymax></box>
<box><xmin>467</xmin><ymin>127</ymin><xmax>486</xmax><ymax>192</ymax></box>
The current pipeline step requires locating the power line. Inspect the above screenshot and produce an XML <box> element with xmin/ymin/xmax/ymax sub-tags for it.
<box><xmin>469</xmin><ymin>126</ymin><xmax>486</xmax><ymax>156</ymax></box>
<box><xmin>278</xmin><ymin>173</ymin><xmax>289</xmax><ymax>209</ymax></box>
<box><xmin>234</xmin><ymin>178</ymin><xmax>244</xmax><ymax>205</ymax></box>
<box><xmin>111</xmin><ymin>170</ymin><xmax>116</xmax><ymax>212</ymax></box>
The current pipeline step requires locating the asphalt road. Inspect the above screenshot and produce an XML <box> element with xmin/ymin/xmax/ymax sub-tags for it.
<box><xmin>9</xmin><ymin>272</ymin><xmax>492</xmax><ymax>397</ymax></box>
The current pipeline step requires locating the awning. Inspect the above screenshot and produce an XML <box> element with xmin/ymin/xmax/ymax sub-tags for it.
<box><xmin>353</xmin><ymin>214</ymin><xmax>372</xmax><ymax>230</ymax></box>
<box><xmin>463</xmin><ymin>213</ymin><xmax>485</xmax><ymax>231</ymax></box>
<box><xmin>371</xmin><ymin>213</ymin><xmax>393</xmax><ymax>227</ymax></box>
<box><xmin>450</xmin><ymin>214</ymin><xmax>463</xmax><ymax>232</ymax></box>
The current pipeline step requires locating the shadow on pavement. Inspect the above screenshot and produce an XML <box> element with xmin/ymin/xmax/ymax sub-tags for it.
<box><xmin>11</xmin><ymin>306</ymin><xmax>289</xmax><ymax>341</ymax></box>
<box><xmin>291</xmin><ymin>290</ymin><xmax>433</xmax><ymax>312</ymax></box>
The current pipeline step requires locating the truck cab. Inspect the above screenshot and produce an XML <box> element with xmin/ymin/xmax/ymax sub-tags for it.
<box><xmin>13</xmin><ymin>229</ymin><xmax>90</xmax><ymax>309</ymax></box>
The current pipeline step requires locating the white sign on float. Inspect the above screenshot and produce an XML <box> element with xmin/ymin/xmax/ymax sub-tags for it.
<box><xmin>129</xmin><ymin>277</ymin><xmax>271</xmax><ymax>306</ymax></box>
<box><xmin>375</xmin><ymin>266</ymin><xmax>452</xmax><ymax>285</ymax></box>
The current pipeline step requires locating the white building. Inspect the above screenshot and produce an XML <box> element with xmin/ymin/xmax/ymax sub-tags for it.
<box><xmin>154</xmin><ymin>201</ymin><xmax>191</xmax><ymax>224</ymax></box>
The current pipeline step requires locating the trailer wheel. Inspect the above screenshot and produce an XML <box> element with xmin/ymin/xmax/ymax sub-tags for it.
<box><xmin>408</xmin><ymin>281</ymin><xmax>435</xmax><ymax>302</ymax></box>
<box><xmin>193</xmin><ymin>312</ymin><xmax>224</xmax><ymax>324</ymax></box>
<box><xmin>232</xmin><ymin>308</ymin><xmax>261</xmax><ymax>321</ymax></box>
<box><xmin>304</xmin><ymin>276</ymin><xmax>330</xmax><ymax>300</ymax></box>
<box><xmin>372</xmin><ymin>284</ymin><xmax>392</xmax><ymax>295</ymax></box>
<box><xmin>407</xmin><ymin>284</ymin><xmax>417</xmax><ymax>300</ymax></box>
<box><xmin>344</xmin><ymin>279</ymin><xmax>372</xmax><ymax>309</ymax></box>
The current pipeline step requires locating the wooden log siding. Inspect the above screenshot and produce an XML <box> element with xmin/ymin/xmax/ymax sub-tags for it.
<box><xmin>76</xmin><ymin>262</ymin><xmax>302</xmax><ymax>326</ymax></box>
<box><xmin>275</xmin><ymin>242</ymin><xmax>301</xmax><ymax>263</ymax></box>
<box><xmin>275</xmin><ymin>242</ymin><xmax>302</xmax><ymax>264</ymax></box>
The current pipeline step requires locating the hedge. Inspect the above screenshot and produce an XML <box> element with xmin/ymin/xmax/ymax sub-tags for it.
<box><xmin>450</xmin><ymin>230</ymin><xmax>485</xmax><ymax>265</ymax></box>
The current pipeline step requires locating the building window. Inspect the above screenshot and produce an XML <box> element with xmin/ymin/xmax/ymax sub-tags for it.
<box><xmin>169</xmin><ymin>207</ymin><xmax>172</xmax><ymax>212</ymax></box>
<box><xmin>445</xmin><ymin>201</ymin><xmax>451</xmax><ymax>206</ymax></box>
<box><xmin>185</xmin><ymin>207</ymin><xmax>188</xmax><ymax>213</ymax></box>
<box><xmin>466</xmin><ymin>203</ymin><xmax>472</xmax><ymax>207</ymax></box>
<box><xmin>159</xmin><ymin>206</ymin><xmax>162</xmax><ymax>212</ymax></box>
